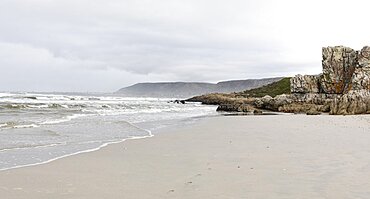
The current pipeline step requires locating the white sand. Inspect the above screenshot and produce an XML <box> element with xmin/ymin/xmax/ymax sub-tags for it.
<box><xmin>1</xmin><ymin>115</ymin><xmax>370</xmax><ymax>199</ymax></box>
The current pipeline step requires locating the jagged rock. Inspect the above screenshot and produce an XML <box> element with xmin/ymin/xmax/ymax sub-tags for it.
<box><xmin>330</xmin><ymin>90</ymin><xmax>370</xmax><ymax>115</ymax></box>
<box><xmin>351</xmin><ymin>68</ymin><xmax>370</xmax><ymax>90</ymax></box>
<box><xmin>321</xmin><ymin>46</ymin><xmax>357</xmax><ymax>94</ymax></box>
<box><xmin>351</xmin><ymin>46</ymin><xmax>370</xmax><ymax>90</ymax></box>
<box><xmin>358</xmin><ymin>46</ymin><xmax>370</xmax><ymax>67</ymax></box>
<box><xmin>190</xmin><ymin>45</ymin><xmax>370</xmax><ymax>115</ymax></box>
<box><xmin>290</xmin><ymin>74</ymin><xmax>320</xmax><ymax>93</ymax></box>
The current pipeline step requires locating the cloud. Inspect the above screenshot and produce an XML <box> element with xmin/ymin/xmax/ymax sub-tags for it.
<box><xmin>0</xmin><ymin>0</ymin><xmax>370</xmax><ymax>91</ymax></box>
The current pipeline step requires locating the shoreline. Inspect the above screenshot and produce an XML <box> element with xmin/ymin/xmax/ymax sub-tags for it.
<box><xmin>0</xmin><ymin>120</ymin><xmax>155</xmax><ymax>172</ymax></box>
<box><xmin>0</xmin><ymin>113</ymin><xmax>273</xmax><ymax>172</ymax></box>
<box><xmin>0</xmin><ymin>114</ymin><xmax>214</xmax><ymax>172</ymax></box>
<box><xmin>0</xmin><ymin>135</ymin><xmax>152</xmax><ymax>172</ymax></box>
<box><xmin>1</xmin><ymin>115</ymin><xmax>370</xmax><ymax>198</ymax></box>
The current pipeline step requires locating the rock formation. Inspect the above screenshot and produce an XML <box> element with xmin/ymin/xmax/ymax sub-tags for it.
<box><xmin>294</xmin><ymin>46</ymin><xmax>370</xmax><ymax>94</ymax></box>
<box><xmin>330</xmin><ymin>90</ymin><xmax>370</xmax><ymax>115</ymax></box>
<box><xmin>290</xmin><ymin>74</ymin><xmax>320</xmax><ymax>93</ymax></box>
<box><xmin>290</xmin><ymin>45</ymin><xmax>370</xmax><ymax>114</ymax></box>
<box><xmin>320</xmin><ymin>46</ymin><xmax>357</xmax><ymax>94</ymax></box>
<box><xmin>188</xmin><ymin>46</ymin><xmax>370</xmax><ymax>115</ymax></box>
<box><xmin>351</xmin><ymin>46</ymin><xmax>370</xmax><ymax>90</ymax></box>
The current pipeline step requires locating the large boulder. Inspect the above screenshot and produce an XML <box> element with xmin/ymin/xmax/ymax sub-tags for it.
<box><xmin>351</xmin><ymin>46</ymin><xmax>370</xmax><ymax>90</ymax></box>
<box><xmin>321</xmin><ymin>46</ymin><xmax>357</xmax><ymax>94</ymax></box>
<box><xmin>253</xmin><ymin>95</ymin><xmax>289</xmax><ymax>111</ymax></box>
<box><xmin>330</xmin><ymin>90</ymin><xmax>370</xmax><ymax>115</ymax></box>
<box><xmin>290</xmin><ymin>74</ymin><xmax>320</xmax><ymax>93</ymax></box>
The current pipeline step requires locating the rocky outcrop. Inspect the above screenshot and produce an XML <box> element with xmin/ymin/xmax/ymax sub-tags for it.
<box><xmin>352</xmin><ymin>69</ymin><xmax>370</xmax><ymax>90</ymax></box>
<box><xmin>291</xmin><ymin>46</ymin><xmax>365</xmax><ymax>95</ymax></box>
<box><xmin>330</xmin><ymin>90</ymin><xmax>370</xmax><ymax>115</ymax></box>
<box><xmin>290</xmin><ymin>74</ymin><xmax>320</xmax><ymax>93</ymax></box>
<box><xmin>253</xmin><ymin>93</ymin><xmax>334</xmax><ymax>113</ymax></box>
<box><xmin>190</xmin><ymin>46</ymin><xmax>370</xmax><ymax>115</ymax></box>
<box><xmin>288</xmin><ymin>46</ymin><xmax>370</xmax><ymax>115</ymax></box>
<box><xmin>188</xmin><ymin>93</ymin><xmax>259</xmax><ymax>112</ymax></box>
<box><xmin>320</xmin><ymin>46</ymin><xmax>357</xmax><ymax>94</ymax></box>
<box><xmin>351</xmin><ymin>46</ymin><xmax>370</xmax><ymax>90</ymax></box>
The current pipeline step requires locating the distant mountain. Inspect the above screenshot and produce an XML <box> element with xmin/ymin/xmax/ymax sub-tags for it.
<box><xmin>115</xmin><ymin>77</ymin><xmax>283</xmax><ymax>98</ymax></box>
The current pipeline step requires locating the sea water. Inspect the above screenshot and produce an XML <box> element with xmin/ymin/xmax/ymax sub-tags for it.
<box><xmin>0</xmin><ymin>92</ymin><xmax>217</xmax><ymax>170</ymax></box>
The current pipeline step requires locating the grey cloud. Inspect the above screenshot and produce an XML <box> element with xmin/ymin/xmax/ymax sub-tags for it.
<box><xmin>0</xmin><ymin>0</ymin><xmax>368</xmax><ymax>92</ymax></box>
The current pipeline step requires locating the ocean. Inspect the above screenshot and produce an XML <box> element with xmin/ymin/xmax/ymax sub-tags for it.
<box><xmin>0</xmin><ymin>92</ymin><xmax>217</xmax><ymax>171</ymax></box>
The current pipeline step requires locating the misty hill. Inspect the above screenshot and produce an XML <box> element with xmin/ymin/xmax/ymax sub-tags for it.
<box><xmin>116</xmin><ymin>77</ymin><xmax>283</xmax><ymax>98</ymax></box>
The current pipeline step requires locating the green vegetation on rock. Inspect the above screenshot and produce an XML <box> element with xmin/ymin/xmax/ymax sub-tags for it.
<box><xmin>237</xmin><ymin>77</ymin><xmax>291</xmax><ymax>98</ymax></box>
<box><xmin>187</xmin><ymin>77</ymin><xmax>291</xmax><ymax>103</ymax></box>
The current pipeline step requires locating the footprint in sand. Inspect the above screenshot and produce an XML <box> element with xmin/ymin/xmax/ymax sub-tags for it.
<box><xmin>185</xmin><ymin>173</ymin><xmax>203</xmax><ymax>185</ymax></box>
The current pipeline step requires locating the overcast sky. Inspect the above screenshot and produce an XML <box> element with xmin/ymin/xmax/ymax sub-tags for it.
<box><xmin>1</xmin><ymin>0</ymin><xmax>369</xmax><ymax>92</ymax></box>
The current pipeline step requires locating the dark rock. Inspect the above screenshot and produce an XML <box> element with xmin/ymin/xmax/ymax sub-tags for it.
<box><xmin>24</xmin><ymin>96</ymin><xmax>37</xmax><ymax>100</ymax></box>
<box><xmin>253</xmin><ymin>109</ymin><xmax>263</xmax><ymax>115</ymax></box>
<box><xmin>170</xmin><ymin>100</ymin><xmax>186</xmax><ymax>104</ymax></box>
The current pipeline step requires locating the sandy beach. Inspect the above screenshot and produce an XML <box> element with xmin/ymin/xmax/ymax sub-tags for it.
<box><xmin>1</xmin><ymin>115</ymin><xmax>370</xmax><ymax>199</ymax></box>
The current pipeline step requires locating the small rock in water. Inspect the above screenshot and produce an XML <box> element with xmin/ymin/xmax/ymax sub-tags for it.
<box><xmin>170</xmin><ymin>100</ymin><xmax>186</xmax><ymax>104</ymax></box>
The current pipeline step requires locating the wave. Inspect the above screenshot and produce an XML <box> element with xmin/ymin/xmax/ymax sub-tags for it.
<box><xmin>0</xmin><ymin>123</ymin><xmax>8</xmax><ymax>128</ymax></box>
<box><xmin>13</xmin><ymin>124</ymin><xmax>40</xmax><ymax>129</ymax></box>
<box><xmin>40</xmin><ymin>113</ymin><xmax>90</xmax><ymax>125</ymax></box>
<box><xmin>0</xmin><ymin>93</ymin><xmax>15</xmax><ymax>98</ymax></box>
<box><xmin>0</xmin><ymin>92</ymin><xmax>217</xmax><ymax>171</ymax></box>
<box><xmin>0</xmin><ymin>142</ymin><xmax>67</xmax><ymax>152</ymax></box>
<box><xmin>0</xmin><ymin>122</ymin><xmax>39</xmax><ymax>130</ymax></box>
<box><xmin>0</xmin><ymin>104</ymin><xmax>28</xmax><ymax>109</ymax></box>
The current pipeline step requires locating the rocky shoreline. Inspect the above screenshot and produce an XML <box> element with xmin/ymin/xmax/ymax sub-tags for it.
<box><xmin>187</xmin><ymin>46</ymin><xmax>370</xmax><ymax>115</ymax></box>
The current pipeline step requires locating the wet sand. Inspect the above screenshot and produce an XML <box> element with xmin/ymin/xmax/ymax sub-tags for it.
<box><xmin>1</xmin><ymin>115</ymin><xmax>370</xmax><ymax>199</ymax></box>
